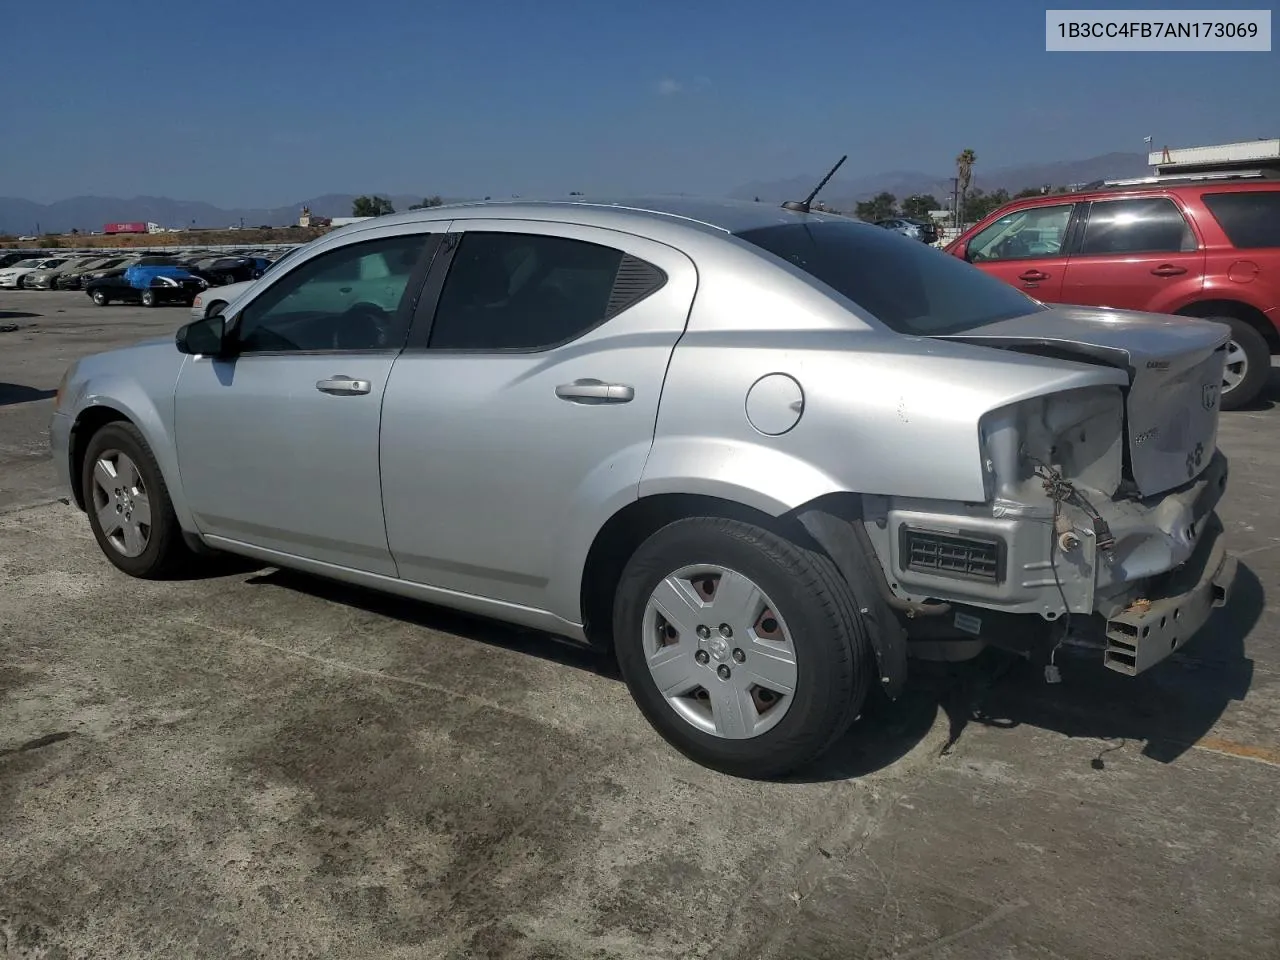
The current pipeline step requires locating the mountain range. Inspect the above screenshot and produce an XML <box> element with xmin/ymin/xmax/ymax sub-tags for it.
<box><xmin>2</xmin><ymin>152</ymin><xmax>1155</xmax><ymax>234</ymax></box>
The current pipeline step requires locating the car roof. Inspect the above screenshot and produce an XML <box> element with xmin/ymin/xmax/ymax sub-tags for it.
<box><xmin>340</xmin><ymin>196</ymin><xmax>858</xmax><ymax>240</ymax></box>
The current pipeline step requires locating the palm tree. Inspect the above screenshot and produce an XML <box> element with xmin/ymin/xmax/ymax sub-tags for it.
<box><xmin>956</xmin><ymin>149</ymin><xmax>977</xmax><ymax>224</ymax></box>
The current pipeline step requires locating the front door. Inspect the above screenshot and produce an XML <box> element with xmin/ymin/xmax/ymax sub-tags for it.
<box><xmin>965</xmin><ymin>201</ymin><xmax>1078</xmax><ymax>303</ymax></box>
<box><xmin>1060</xmin><ymin>196</ymin><xmax>1207</xmax><ymax>312</ymax></box>
<box><xmin>379</xmin><ymin>221</ymin><xmax>697</xmax><ymax>619</ymax></box>
<box><xmin>173</xmin><ymin>230</ymin><xmax>440</xmax><ymax>574</ymax></box>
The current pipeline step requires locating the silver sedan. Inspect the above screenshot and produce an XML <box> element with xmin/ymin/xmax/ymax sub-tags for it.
<box><xmin>49</xmin><ymin>198</ymin><xmax>1235</xmax><ymax>777</ymax></box>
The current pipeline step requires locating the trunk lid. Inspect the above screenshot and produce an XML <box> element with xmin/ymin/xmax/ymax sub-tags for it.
<box><xmin>937</xmin><ymin>305</ymin><xmax>1230</xmax><ymax>497</ymax></box>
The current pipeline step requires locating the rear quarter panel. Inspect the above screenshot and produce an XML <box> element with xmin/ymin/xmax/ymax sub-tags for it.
<box><xmin>641</xmin><ymin>326</ymin><xmax>1130</xmax><ymax>511</ymax></box>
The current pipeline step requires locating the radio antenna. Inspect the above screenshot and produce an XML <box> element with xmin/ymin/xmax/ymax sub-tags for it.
<box><xmin>782</xmin><ymin>155</ymin><xmax>847</xmax><ymax>213</ymax></box>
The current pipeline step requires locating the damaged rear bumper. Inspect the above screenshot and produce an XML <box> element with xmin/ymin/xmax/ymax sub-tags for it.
<box><xmin>1102</xmin><ymin>513</ymin><xmax>1236</xmax><ymax>675</ymax></box>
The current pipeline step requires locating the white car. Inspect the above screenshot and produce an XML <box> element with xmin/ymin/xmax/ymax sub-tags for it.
<box><xmin>189</xmin><ymin>279</ymin><xmax>256</xmax><ymax>320</ymax></box>
<box><xmin>0</xmin><ymin>257</ymin><xmax>69</xmax><ymax>288</ymax></box>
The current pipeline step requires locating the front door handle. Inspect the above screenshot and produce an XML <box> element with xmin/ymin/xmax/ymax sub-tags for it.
<box><xmin>1018</xmin><ymin>269</ymin><xmax>1050</xmax><ymax>282</ymax></box>
<box><xmin>316</xmin><ymin>375</ymin><xmax>372</xmax><ymax>395</ymax></box>
<box><xmin>555</xmin><ymin>379</ymin><xmax>635</xmax><ymax>404</ymax></box>
<box><xmin>1151</xmin><ymin>264</ymin><xmax>1187</xmax><ymax>277</ymax></box>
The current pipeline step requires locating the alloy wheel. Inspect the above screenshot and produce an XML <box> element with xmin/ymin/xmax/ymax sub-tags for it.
<box><xmin>1222</xmin><ymin>339</ymin><xmax>1248</xmax><ymax>394</ymax></box>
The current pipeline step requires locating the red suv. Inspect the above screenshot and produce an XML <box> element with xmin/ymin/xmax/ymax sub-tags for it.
<box><xmin>946</xmin><ymin>180</ymin><xmax>1280</xmax><ymax>409</ymax></box>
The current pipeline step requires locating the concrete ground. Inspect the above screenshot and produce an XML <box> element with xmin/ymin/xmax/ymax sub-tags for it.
<box><xmin>2</xmin><ymin>290</ymin><xmax>1279</xmax><ymax>960</ymax></box>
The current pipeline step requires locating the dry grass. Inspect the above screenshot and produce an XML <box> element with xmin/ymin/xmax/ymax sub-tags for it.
<box><xmin>1</xmin><ymin>227</ymin><xmax>328</xmax><ymax>250</ymax></box>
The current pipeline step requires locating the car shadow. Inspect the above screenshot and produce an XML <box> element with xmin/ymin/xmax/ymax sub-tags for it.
<box><xmin>243</xmin><ymin>567</ymin><xmax>619</xmax><ymax>680</ymax></box>
<box><xmin>0</xmin><ymin>384</ymin><xmax>56</xmax><ymax>407</ymax></box>
<box><xmin>237</xmin><ymin>561</ymin><xmax>1262</xmax><ymax>782</ymax></box>
<box><xmin>0</xmin><ymin>310</ymin><xmax>40</xmax><ymax>321</ymax></box>
<box><xmin>796</xmin><ymin>561</ymin><xmax>1262</xmax><ymax>781</ymax></box>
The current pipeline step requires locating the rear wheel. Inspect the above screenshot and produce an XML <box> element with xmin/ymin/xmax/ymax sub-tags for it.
<box><xmin>613</xmin><ymin>517</ymin><xmax>873</xmax><ymax>779</ymax></box>
<box><xmin>1216</xmin><ymin>317</ymin><xmax>1270</xmax><ymax>410</ymax></box>
<box><xmin>91</xmin><ymin>289</ymin><xmax>109</xmax><ymax>306</ymax></box>
<box><xmin>141</xmin><ymin>289</ymin><xmax>157</xmax><ymax>308</ymax></box>
<box><xmin>82</xmin><ymin>422</ymin><xmax>191</xmax><ymax>579</ymax></box>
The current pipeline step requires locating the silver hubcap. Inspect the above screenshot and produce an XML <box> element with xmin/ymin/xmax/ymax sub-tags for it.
<box><xmin>642</xmin><ymin>565</ymin><xmax>798</xmax><ymax>739</ymax></box>
<box><xmin>1222</xmin><ymin>339</ymin><xmax>1247</xmax><ymax>393</ymax></box>
<box><xmin>91</xmin><ymin>451</ymin><xmax>152</xmax><ymax>557</ymax></box>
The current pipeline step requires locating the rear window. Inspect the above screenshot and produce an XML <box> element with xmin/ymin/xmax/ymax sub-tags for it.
<box><xmin>1202</xmin><ymin>191</ymin><xmax>1280</xmax><ymax>249</ymax></box>
<box><xmin>736</xmin><ymin>220</ymin><xmax>1044</xmax><ymax>336</ymax></box>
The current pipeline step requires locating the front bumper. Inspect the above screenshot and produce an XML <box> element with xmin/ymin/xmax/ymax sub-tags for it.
<box><xmin>1102</xmin><ymin>512</ymin><xmax>1236</xmax><ymax>675</ymax></box>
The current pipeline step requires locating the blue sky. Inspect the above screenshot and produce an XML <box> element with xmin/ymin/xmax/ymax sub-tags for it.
<box><xmin>6</xmin><ymin>0</ymin><xmax>1276</xmax><ymax>205</ymax></box>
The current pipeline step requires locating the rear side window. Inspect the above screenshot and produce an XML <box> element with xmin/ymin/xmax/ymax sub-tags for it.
<box><xmin>1202</xmin><ymin>192</ymin><xmax>1280</xmax><ymax>249</ymax></box>
<box><xmin>1079</xmin><ymin>197</ymin><xmax>1196</xmax><ymax>255</ymax></box>
<box><xmin>428</xmin><ymin>232</ymin><xmax>666</xmax><ymax>351</ymax></box>
<box><xmin>736</xmin><ymin>220</ymin><xmax>1044</xmax><ymax>336</ymax></box>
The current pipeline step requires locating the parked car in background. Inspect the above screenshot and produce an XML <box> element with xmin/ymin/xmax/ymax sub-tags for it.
<box><xmin>85</xmin><ymin>264</ymin><xmax>206</xmax><ymax>307</ymax></box>
<box><xmin>0</xmin><ymin>252</ymin><xmax>41</xmax><ymax>270</ymax></box>
<box><xmin>947</xmin><ymin>176</ymin><xmax>1280</xmax><ymax>409</ymax></box>
<box><xmin>874</xmin><ymin>217</ymin><xmax>939</xmax><ymax>244</ymax></box>
<box><xmin>24</xmin><ymin>256</ymin><xmax>102</xmax><ymax>290</ymax></box>
<box><xmin>78</xmin><ymin>256</ymin><xmax>184</xmax><ymax>286</ymax></box>
<box><xmin>190</xmin><ymin>244</ymin><xmax>306</xmax><ymax>319</ymax></box>
<box><xmin>191</xmin><ymin>256</ymin><xmax>263</xmax><ymax>286</ymax></box>
<box><xmin>57</xmin><ymin>256</ymin><xmax>133</xmax><ymax>290</ymax></box>
<box><xmin>0</xmin><ymin>256</ymin><xmax>69</xmax><ymax>288</ymax></box>
<box><xmin>51</xmin><ymin>198</ymin><xmax>1236</xmax><ymax>778</ymax></box>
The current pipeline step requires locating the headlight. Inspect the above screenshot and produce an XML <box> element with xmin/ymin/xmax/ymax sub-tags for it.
<box><xmin>193</xmin><ymin>294</ymin><xmax>203</xmax><ymax>306</ymax></box>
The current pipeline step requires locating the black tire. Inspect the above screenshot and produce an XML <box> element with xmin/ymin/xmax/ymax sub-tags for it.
<box><xmin>91</xmin><ymin>289</ymin><xmax>109</xmax><ymax>306</ymax></box>
<box><xmin>612</xmin><ymin>517</ymin><xmax>873</xmax><ymax>779</ymax></box>
<box><xmin>205</xmin><ymin>300</ymin><xmax>226</xmax><ymax>318</ymax></box>
<box><xmin>82</xmin><ymin>421</ymin><xmax>191</xmax><ymax>579</ymax></box>
<box><xmin>1215</xmin><ymin>317</ymin><xmax>1271</xmax><ymax>411</ymax></box>
<box><xmin>141</xmin><ymin>289</ymin><xmax>157</xmax><ymax>308</ymax></box>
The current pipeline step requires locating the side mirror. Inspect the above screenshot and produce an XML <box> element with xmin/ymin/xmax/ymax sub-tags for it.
<box><xmin>176</xmin><ymin>314</ymin><xmax>234</xmax><ymax>357</ymax></box>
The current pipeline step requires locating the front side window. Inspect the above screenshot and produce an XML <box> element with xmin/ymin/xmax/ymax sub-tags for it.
<box><xmin>967</xmin><ymin>204</ymin><xmax>1074</xmax><ymax>262</ymax></box>
<box><xmin>235</xmin><ymin>234</ymin><xmax>432</xmax><ymax>353</ymax></box>
<box><xmin>1079</xmin><ymin>197</ymin><xmax>1197</xmax><ymax>256</ymax></box>
<box><xmin>737</xmin><ymin>220</ymin><xmax>1044</xmax><ymax>336</ymax></box>
<box><xmin>428</xmin><ymin>232</ymin><xmax>665</xmax><ymax>351</ymax></box>
<box><xmin>1202</xmin><ymin>191</ymin><xmax>1280</xmax><ymax>249</ymax></box>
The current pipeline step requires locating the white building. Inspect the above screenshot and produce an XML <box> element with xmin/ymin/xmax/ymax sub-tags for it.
<box><xmin>1151</xmin><ymin>138</ymin><xmax>1280</xmax><ymax>176</ymax></box>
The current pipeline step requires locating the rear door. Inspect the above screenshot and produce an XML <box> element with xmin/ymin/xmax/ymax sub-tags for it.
<box><xmin>1061</xmin><ymin>195</ymin><xmax>1206</xmax><ymax>312</ymax></box>
<box><xmin>379</xmin><ymin>221</ymin><xmax>696</xmax><ymax>619</ymax></box>
<box><xmin>963</xmin><ymin>201</ymin><xmax>1079</xmax><ymax>302</ymax></box>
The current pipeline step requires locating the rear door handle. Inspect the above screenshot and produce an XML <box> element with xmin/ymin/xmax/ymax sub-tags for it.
<box><xmin>555</xmin><ymin>379</ymin><xmax>635</xmax><ymax>404</ymax></box>
<box><xmin>1151</xmin><ymin>264</ymin><xmax>1187</xmax><ymax>277</ymax></box>
<box><xmin>1018</xmin><ymin>269</ymin><xmax>1050</xmax><ymax>282</ymax></box>
<box><xmin>316</xmin><ymin>375</ymin><xmax>372</xmax><ymax>395</ymax></box>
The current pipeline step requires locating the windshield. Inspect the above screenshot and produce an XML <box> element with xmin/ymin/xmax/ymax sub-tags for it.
<box><xmin>735</xmin><ymin>220</ymin><xmax>1045</xmax><ymax>336</ymax></box>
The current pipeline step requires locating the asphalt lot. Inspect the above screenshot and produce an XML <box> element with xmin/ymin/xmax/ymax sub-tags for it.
<box><xmin>3</xmin><ymin>290</ymin><xmax>1279</xmax><ymax>960</ymax></box>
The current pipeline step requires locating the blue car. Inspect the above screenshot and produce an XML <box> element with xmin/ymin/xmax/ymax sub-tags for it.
<box><xmin>85</xmin><ymin>264</ymin><xmax>208</xmax><ymax>308</ymax></box>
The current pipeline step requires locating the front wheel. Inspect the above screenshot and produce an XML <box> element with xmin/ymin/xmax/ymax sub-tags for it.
<box><xmin>613</xmin><ymin>517</ymin><xmax>873</xmax><ymax>779</ymax></box>
<box><xmin>205</xmin><ymin>300</ymin><xmax>226</xmax><ymax>318</ymax></box>
<box><xmin>82</xmin><ymin>422</ymin><xmax>191</xmax><ymax>579</ymax></box>
<box><xmin>140</xmin><ymin>289</ymin><xmax>157</xmax><ymax>308</ymax></box>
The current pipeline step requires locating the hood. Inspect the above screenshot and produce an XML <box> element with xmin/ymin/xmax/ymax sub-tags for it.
<box><xmin>937</xmin><ymin>305</ymin><xmax>1230</xmax><ymax>497</ymax></box>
